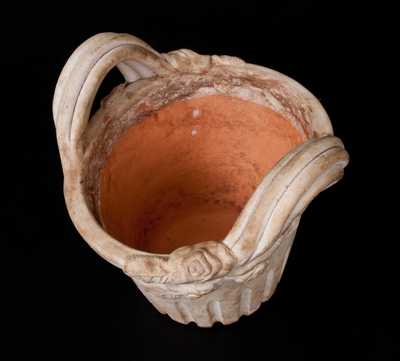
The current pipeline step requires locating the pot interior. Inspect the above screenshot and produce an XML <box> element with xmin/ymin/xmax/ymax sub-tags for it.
<box><xmin>99</xmin><ymin>94</ymin><xmax>305</xmax><ymax>254</ymax></box>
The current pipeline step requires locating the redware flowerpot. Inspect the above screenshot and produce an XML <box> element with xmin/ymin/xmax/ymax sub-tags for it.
<box><xmin>53</xmin><ymin>32</ymin><xmax>349</xmax><ymax>327</ymax></box>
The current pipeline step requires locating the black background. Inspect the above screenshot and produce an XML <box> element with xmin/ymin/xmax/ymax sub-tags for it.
<box><xmin>3</xmin><ymin>3</ymin><xmax>398</xmax><ymax>360</ymax></box>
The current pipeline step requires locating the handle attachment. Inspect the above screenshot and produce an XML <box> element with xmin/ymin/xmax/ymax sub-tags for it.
<box><xmin>124</xmin><ymin>241</ymin><xmax>236</xmax><ymax>284</ymax></box>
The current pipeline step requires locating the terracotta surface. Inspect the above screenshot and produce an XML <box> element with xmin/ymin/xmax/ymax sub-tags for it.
<box><xmin>99</xmin><ymin>95</ymin><xmax>305</xmax><ymax>253</ymax></box>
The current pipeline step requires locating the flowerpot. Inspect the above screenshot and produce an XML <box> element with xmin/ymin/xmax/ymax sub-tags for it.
<box><xmin>53</xmin><ymin>32</ymin><xmax>349</xmax><ymax>327</ymax></box>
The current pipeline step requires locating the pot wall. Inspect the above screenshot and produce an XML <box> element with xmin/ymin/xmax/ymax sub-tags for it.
<box><xmin>135</xmin><ymin>216</ymin><xmax>298</xmax><ymax>326</ymax></box>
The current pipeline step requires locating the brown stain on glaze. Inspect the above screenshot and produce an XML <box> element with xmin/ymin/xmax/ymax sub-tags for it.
<box><xmin>99</xmin><ymin>94</ymin><xmax>305</xmax><ymax>254</ymax></box>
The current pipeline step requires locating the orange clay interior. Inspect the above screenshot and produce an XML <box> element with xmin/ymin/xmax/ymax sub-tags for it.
<box><xmin>99</xmin><ymin>95</ymin><xmax>305</xmax><ymax>254</ymax></box>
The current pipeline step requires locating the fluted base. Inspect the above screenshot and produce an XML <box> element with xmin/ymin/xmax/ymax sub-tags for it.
<box><xmin>135</xmin><ymin>224</ymin><xmax>295</xmax><ymax>327</ymax></box>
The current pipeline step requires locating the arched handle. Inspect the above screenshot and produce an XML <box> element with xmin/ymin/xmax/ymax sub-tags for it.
<box><xmin>53</xmin><ymin>32</ymin><xmax>175</xmax><ymax>172</ymax></box>
<box><xmin>226</xmin><ymin>135</ymin><xmax>349</xmax><ymax>264</ymax></box>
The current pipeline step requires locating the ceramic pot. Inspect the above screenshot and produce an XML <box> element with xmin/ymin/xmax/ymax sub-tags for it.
<box><xmin>53</xmin><ymin>32</ymin><xmax>349</xmax><ymax>327</ymax></box>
